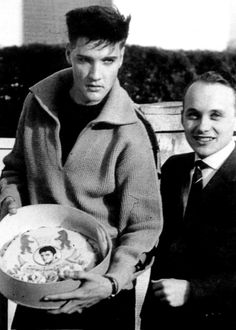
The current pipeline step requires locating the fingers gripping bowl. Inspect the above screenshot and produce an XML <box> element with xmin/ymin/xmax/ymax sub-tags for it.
<box><xmin>0</xmin><ymin>204</ymin><xmax>112</xmax><ymax>309</ymax></box>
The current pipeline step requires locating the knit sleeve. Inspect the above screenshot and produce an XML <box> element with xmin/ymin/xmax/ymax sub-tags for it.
<box><xmin>106</xmin><ymin>124</ymin><xmax>163</xmax><ymax>291</ymax></box>
<box><xmin>0</xmin><ymin>94</ymin><xmax>31</xmax><ymax>210</ymax></box>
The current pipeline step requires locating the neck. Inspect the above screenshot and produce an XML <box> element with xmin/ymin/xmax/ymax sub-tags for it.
<box><xmin>69</xmin><ymin>88</ymin><xmax>109</xmax><ymax>108</ymax></box>
<box><xmin>69</xmin><ymin>87</ymin><xmax>101</xmax><ymax>106</ymax></box>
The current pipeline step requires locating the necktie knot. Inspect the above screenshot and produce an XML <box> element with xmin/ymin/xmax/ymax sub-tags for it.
<box><xmin>184</xmin><ymin>159</ymin><xmax>206</xmax><ymax>219</ymax></box>
<box><xmin>195</xmin><ymin>159</ymin><xmax>207</xmax><ymax>170</ymax></box>
<box><xmin>192</xmin><ymin>160</ymin><xmax>207</xmax><ymax>184</ymax></box>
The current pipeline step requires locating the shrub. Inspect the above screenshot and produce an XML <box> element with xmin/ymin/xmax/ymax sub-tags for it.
<box><xmin>0</xmin><ymin>43</ymin><xmax>236</xmax><ymax>136</ymax></box>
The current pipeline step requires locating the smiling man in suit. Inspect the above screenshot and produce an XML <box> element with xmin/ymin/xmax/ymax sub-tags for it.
<box><xmin>141</xmin><ymin>71</ymin><xmax>236</xmax><ymax>329</ymax></box>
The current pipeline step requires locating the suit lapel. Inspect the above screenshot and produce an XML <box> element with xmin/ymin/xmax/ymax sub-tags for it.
<box><xmin>177</xmin><ymin>153</ymin><xmax>195</xmax><ymax>218</ymax></box>
<box><xmin>203</xmin><ymin>146</ymin><xmax>236</xmax><ymax>196</ymax></box>
<box><xmin>170</xmin><ymin>146</ymin><xmax>236</xmax><ymax>225</ymax></box>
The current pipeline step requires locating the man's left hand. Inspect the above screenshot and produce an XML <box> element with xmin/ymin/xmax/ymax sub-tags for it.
<box><xmin>44</xmin><ymin>271</ymin><xmax>113</xmax><ymax>314</ymax></box>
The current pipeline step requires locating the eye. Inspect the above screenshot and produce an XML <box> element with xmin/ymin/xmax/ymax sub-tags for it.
<box><xmin>187</xmin><ymin>114</ymin><xmax>198</xmax><ymax>120</ymax></box>
<box><xmin>185</xmin><ymin>109</ymin><xmax>199</xmax><ymax>120</ymax></box>
<box><xmin>210</xmin><ymin>111</ymin><xmax>222</xmax><ymax>120</ymax></box>
<box><xmin>76</xmin><ymin>56</ymin><xmax>88</xmax><ymax>63</ymax></box>
<box><xmin>103</xmin><ymin>58</ymin><xmax>115</xmax><ymax>64</ymax></box>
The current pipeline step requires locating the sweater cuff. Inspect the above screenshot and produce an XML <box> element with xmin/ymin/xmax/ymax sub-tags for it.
<box><xmin>105</xmin><ymin>261</ymin><xmax>135</xmax><ymax>292</ymax></box>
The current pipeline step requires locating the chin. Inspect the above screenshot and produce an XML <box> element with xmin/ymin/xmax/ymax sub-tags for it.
<box><xmin>194</xmin><ymin>147</ymin><xmax>215</xmax><ymax>158</ymax></box>
<box><xmin>85</xmin><ymin>98</ymin><xmax>102</xmax><ymax>105</ymax></box>
<box><xmin>86</xmin><ymin>92</ymin><xmax>104</xmax><ymax>102</ymax></box>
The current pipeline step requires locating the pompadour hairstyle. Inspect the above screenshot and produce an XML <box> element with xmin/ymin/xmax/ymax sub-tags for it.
<box><xmin>39</xmin><ymin>245</ymin><xmax>56</xmax><ymax>255</ymax></box>
<box><xmin>66</xmin><ymin>5</ymin><xmax>131</xmax><ymax>46</ymax></box>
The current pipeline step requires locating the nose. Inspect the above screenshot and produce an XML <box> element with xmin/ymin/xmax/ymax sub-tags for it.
<box><xmin>197</xmin><ymin>116</ymin><xmax>211</xmax><ymax>132</ymax></box>
<box><xmin>89</xmin><ymin>63</ymin><xmax>101</xmax><ymax>81</ymax></box>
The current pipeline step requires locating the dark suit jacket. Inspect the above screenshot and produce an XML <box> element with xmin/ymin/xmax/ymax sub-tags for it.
<box><xmin>141</xmin><ymin>146</ymin><xmax>236</xmax><ymax>329</ymax></box>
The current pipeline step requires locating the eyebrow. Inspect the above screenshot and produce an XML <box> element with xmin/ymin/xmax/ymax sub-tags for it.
<box><xmin>185</xmin><ymin>107</ymin><xmax>224</xmax><ymax>113</ymax></box>
<box><xmin>76</xmin><ymin>54</ymin><xmax>118</xmax><ymax>60</ymax></box>
<box><xmin>185</xmin><ymin>107</ymin><xmax>198</xmax><ymax>112</ymax></box>
<box><xmin>102</xmin><ymin>55</ymin><xmax>118</xmax><ymax>60</ymax></box>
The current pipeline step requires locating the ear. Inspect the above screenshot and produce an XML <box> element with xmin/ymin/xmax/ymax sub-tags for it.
<box><xmin>65</xmin><ymin>43</ymin><xmax>72</xmax><ymax>65</ymax></box>
<box><xmin>119</xmin><ymin>46</ymin><xmax>125</xmax><ymax>68</ymax></box>
<box><xmin>181</xmin><ymin>109</ymin><xmax>184</xmax><ymax>126</ymax></box>
<box><xmin>233</xmin><ymin>115</ymin><xmax>236</xmax><ymax>132</ymax></box>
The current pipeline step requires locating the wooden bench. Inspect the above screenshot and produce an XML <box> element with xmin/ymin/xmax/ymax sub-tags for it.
<box><xmin>0</xmin><ymin>101</ymin><xmax>191</xmax><ymax>330</ymax></box>
<box><xmin>139</xmin><ymin>101</ymin><xmax>192</xmax><ymax>164</ymax></box>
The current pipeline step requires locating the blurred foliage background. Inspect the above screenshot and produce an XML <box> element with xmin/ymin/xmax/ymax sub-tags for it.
<box><xmin>1</xmin><ymin>43</ymin><xmax>236</xmax><ymax>136</ymax></box>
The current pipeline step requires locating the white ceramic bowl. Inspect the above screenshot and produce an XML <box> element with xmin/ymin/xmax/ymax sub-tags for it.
<box><xmin>0</xmin><ymin>204</ymin><xmax>112</xmax><ymax>309</ymax></box>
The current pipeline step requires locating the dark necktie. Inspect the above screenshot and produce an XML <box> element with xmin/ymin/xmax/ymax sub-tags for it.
<box><xmin>184</xmin><ymin>160</ymin><xmax>206</xmax><ymax>219</ymax></box>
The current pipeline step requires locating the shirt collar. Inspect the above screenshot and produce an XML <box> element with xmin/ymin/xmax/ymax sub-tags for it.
<box><xmin>195</xmin><ymin>139</ymin><xmax>235</xmax><ymax>170</ymax></box>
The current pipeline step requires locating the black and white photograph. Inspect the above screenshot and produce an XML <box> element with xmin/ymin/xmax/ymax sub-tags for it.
<box><xmin>0</xmin><ymin>1</ymin><xmax>236</xmax><ymax>329</ymax></box>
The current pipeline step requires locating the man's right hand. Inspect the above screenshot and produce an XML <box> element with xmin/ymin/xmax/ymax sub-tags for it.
<box><xmin>0</xmin><ymin>197</ymin><xmax>18</xmax><ymax>219</ymax></box>
<box><xmin>151</xmin><ymin>278</ymin><xmax>190</xmax><ymax>307</ymax></box>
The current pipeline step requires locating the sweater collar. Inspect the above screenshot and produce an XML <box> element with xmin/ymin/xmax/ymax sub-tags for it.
<box><xmin>30</xmin><ymin>68</ymin><xmax>137</xmax><ymax>126</ymax></box>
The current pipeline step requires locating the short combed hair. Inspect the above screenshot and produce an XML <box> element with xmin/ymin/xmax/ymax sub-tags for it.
<box><xmin>192</xmin><ymin>71</ymin><xmax>235</xmax><ymax>89</ymax></box>
<box><xmin>66</xmin><ymin>5</ymin><xmax>131</xmax><ymax>46</ymax></box>
<box><xmin>184</xmin><ymin>71</ymin><xmax>236</xmax><ymax>97</ymax></box>
<box><xmin>183</xmin><ymin>71</ymin><xmax>236</xmax><ymax>105</ymax></box>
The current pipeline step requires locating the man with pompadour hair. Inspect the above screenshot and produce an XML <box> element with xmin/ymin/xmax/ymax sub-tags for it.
<box><xmin>0</xmin><ymin>5</ymin><xmax>163</xmax><ymax>330</ymax></box>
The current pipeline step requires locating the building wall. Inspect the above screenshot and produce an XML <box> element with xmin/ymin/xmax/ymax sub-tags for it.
<box><xmin>22</xmin><ymin>0</ymin><xmax>112</xmax><ymax>45</ymax></box>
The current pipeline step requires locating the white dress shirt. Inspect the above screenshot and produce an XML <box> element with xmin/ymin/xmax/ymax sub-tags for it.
<box><xmin>194</xmin><ymin>139</ymin><xmax>235</xmax><ymax>188</ymax></box>
<box><xmin>183</xmin><ymin>139</ymin><xmax>235</xmax><ymax>212</ymax></box>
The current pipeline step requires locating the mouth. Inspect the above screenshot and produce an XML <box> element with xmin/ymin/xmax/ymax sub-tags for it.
<box><xmin>86</xmin><ymin>84</ymin><xmax>103</xmax><ymax>92</ymax></box>
<box><xmin>193</xmin><ymin>135</ymin><xmax>216</xmax><ymax>144</ymax></box>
